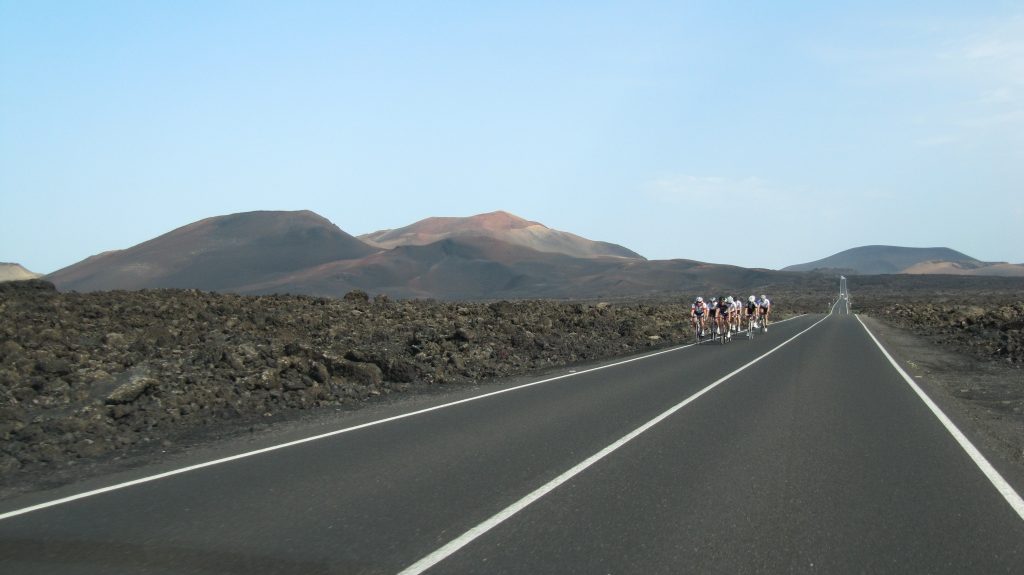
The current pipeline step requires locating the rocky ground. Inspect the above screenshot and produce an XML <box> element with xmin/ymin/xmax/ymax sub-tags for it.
<box><xmin>2</xmin><ymin>277</ymin><xmax>1021</xmax><ymax>498</ymax></box>
<box><xmin>852</xmin><ymin>289</ymin><xmax>1024</xmax><ymax>366</ymax></box>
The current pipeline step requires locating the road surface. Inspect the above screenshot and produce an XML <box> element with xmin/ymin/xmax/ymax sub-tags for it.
<box><xmin>2</xmin><ymin>297</ymin><xmax>1023</xmax><ymax>574</ymax></box>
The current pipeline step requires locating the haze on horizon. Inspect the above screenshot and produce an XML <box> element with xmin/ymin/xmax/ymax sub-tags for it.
<box><xmin>2</xmin><ymin>1</ymin><xmax>1022</xmax><ymax>275</ymax></box>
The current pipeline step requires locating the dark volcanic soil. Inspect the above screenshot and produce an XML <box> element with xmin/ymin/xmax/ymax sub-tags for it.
<box><xmin>852</xmin><ymin>292</ymin><xmax>1024</xmax><ymax>366</ymax></box>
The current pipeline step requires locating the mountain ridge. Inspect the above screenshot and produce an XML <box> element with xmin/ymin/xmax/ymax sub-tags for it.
<box><xmin>782</xmin><ymin>245</ymin><xmax>1024</xmax><ymax>276</ymax></box>
<box><xmin>45</xmin><ymin>209</ymin><xmax>776</xmax><ymax>299</ymax></box>
<box><xmin>41</xmin><ymin>211</ymin><xmax>1024</xmax><ymax>299</ymax></box>
<box><xmin>0</xmin><ymin>263</ymin><xmax>42</xmax><ymax>282</ymax></box>
<box><xmin>48</xmin><ymin>210</ymin><xmax>379</xmax><ymax>292</ymax></box>
<box><xmin>359</xmin><ymin>210</ymin><xmax>644</xmax><ymax>260</ymax></box>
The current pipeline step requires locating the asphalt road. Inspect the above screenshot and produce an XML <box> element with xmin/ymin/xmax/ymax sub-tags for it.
<box><xmin>2</xmin><ymin>300</ymin><xmax>1023</xmax><ymax>574</ymax></box>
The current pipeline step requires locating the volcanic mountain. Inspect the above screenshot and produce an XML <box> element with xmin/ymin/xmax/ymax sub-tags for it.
<box><xmin>0</xmin><ymin>263</ymin><xmax>41</xmax><ymax>282</ymax></box>
<box><xmin>234</xmin><ymin>235</ymin><xmax>795</xmax><ymax>300</ymax></box>
<box><xmin>359</xmin><ymin>211</ymin><xmax>644</xmax><ymax>260</ymax></box>
<box><xmin>781</xmin><ymin>245</ymin><xmax>1024</xmax><ymax>276</ymax></box>
<box><xmin>48</xmin><ymin>211</ymin><xmax>378</xmax><ymax>292</ymax></box>
<box><xmin>44</xmin><ymin>209</ymin><xmax>817</xmax><ymax>299</ymax></box>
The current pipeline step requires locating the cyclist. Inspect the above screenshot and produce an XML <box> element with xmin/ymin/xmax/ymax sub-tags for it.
<box><xmin>746</xmin><ymin>295</ymin><xmax>759</xmax><ymax>332</ymax></box>
<box><xmin>707</xmin><ymin>297</ymin><xmax>719</xmax><ymax>335</ymax></box>
<box><xmin>717</xmin><ymin>295</ymin><xmax>733</xmax><ymax>340</ymax></box>
<box><xmin>729</xmin><ymin>296</ymin><xmax>741</xmax><ymax>332</ymax></box>
<box><xmin>759</xmin><ymin>294</ymin><xmax>771</xmax><ymax>332</ymax></box>
<box><xmin>691</xmin><ymin>297</ymin><xmax>708</xmax><ymax>339</ymax></box>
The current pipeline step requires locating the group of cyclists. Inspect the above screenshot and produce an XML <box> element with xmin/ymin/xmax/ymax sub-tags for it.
<box><xmin>690</xmin><ymin>294</ymin><xmax>771</xmax><ymax>342</ymax></box>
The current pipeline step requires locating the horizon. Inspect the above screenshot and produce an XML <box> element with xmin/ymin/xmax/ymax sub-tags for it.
<box><xmin>11</xmin><ymin>207</ymin><xmax>1019</xmax><ymax>276</ymax></box>
<box><xmin>2</xmin><ymin>2</ymin><xmax>1022</xmax><ymax>274</ymax></box>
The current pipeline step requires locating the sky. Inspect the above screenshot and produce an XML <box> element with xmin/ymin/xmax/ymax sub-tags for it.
<box><xmin>2</xmin><ymin>0</ymin><xmax>1022</xmax><ymax>274</ymax></box>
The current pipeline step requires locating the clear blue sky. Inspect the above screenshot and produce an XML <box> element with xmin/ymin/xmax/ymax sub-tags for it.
<box><xmin>2</xmin><ymin>1</ymin><xmax>1022</xmax><ymax>273</ymax></box>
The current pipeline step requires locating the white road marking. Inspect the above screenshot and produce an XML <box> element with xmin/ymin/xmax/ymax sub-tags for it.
<box><xmin>855</xmin><ymin>315</ymin><xmax>1024</xmax><ymax>521</ymax></box>
<box><xmin>397</xmin><ymin>314</ymin><xmax>829</xmax><ymax>575</ymax></box>
<box><xmin>0</xmin><ymin>315</ymin><xmax>806</xmax><ymax>521</ymax></box>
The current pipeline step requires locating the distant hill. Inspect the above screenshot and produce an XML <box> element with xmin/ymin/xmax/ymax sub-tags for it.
<box><xmin>238</xmin><ymin>235</ymin><xmax>611</xmax><ymax>299</ymax></box>
<box><xmin>360</xmin><ymin>211</ymin><xmax>644</xmax><ymax>260</ymax></box>
<box><xmin>781</xmin><ymin>245</ymin><xmax>1024</xmax><ymax>276</ymax></box>
<box><xmin>43</xmin><ymin>209</ymin><xmax>810</xmax><ymax>299</ymax></box>
<box><xmin>48</xmin><ymin>210</ymin><xmax>379</xmax><ymax>292</ymax></box>
<box><xmin>0</xmin><ymin>263</ymin><xmax>42</xmax><ymax>282</ymax></box>
<box><xmin>900</xmin><ymin>261</ymin><xmax>1024</xmax><ymax>277</ymax></box>
<box><xmin>236</xmin><ymin>234</ymin><xmax>794</xmax><ymax>300</ymax></box>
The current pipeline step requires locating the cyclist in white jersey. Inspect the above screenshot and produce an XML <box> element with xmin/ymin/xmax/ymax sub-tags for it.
<box><xmin>759</xmin><ymin>294</ymin><xmax>771</xmax><ymax>332</ymax></box>
<box><xmin>730</xmin><ymin>296</ymin><xmax>742</xmax><ymax>332</ymax></box>
<box><xmin>691</xmin><ymin>297</ymin><xmax>708</xmax><ymax>338</ymax></box>
<box><xmin>707</xmin><ymin>297</ymin><xmax>719</xmax><ymax>334</ymax></box>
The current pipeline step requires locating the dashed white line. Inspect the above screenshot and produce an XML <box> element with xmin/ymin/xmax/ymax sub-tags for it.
<box><xmin>396</xmin><ymin>314</ymin><xmax>829</xmax><ymax>575</ymax></box>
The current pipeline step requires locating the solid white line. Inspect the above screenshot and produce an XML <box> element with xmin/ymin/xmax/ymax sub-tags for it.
<box><xmin>855</xmin><ymin>315</ymin><xmax>1024</xmax><ymax>521</ymax></box>
<box><xmin>0</xmin><ymin>314</ymin><xmax>807</xmax><ymax>522</ymax></box>
<box><xmin>396</xmin><ymin>314</ymin><xmax>830</xmax><ymax>575</ymax></box>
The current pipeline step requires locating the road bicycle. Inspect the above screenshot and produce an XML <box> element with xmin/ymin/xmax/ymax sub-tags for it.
<box><xmin>746</xmin><ymin>313</ymin><xmax>756</xmax><ymax>340</ymax></box>
<box><xmin>718</xmin><ymin>314</ymin><xmax>730</xmax><ymax>344</ymax></box>
<box><xmin>708</xmin><ymin>308</ymin><xmax>724</xmax><ymax>339</ymax></box>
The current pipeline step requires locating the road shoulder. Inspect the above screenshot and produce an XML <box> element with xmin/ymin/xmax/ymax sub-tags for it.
<box><xmin>857</xmin><ymin>314</ymin><xmax>1024</xmax><ymax>495</ymax></box>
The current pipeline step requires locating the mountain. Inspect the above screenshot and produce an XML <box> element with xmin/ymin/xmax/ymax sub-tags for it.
<box><xmin>784</xmin><ymin>246</ymin><xmax>976</xmax><ymax>274</ymax></box>
<box><xmin>42</xmin><ymin>209</ymin><xmax>852</xmax><ymax>299</ymax></box>
<box><xmin>48</xmin><ymin>211</ymin><xmax>379</xmax><ymax>292</ymax></box>
<box><xmin>900</xmin><ymin>261</ymin><xmax>1024</xmax><ymax>277</ymax></box>
<box><xmin>0</xmin><ymin>263</ymin><xmax>42</xmax><ymax>282</ymax></box>
<box><xmin>359</xmin><ymin>211</ymin><xmax>644</xmax><ymax>260</ymax></box>
<box><xmin>783</xmin><ymin>245</ymin><xmax>1024</xmax><ymax>277</ymax></box>
<box><xmin>236</xmin><ymin>234</ymin><xmax>793</xmax><ymax>300</ymax></box>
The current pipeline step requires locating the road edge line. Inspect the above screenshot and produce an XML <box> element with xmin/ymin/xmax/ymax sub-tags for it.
<box><xmin>396</xmin><ymin>314</ymin><xmax>830</xmax><ymax>575</ymax></box>
<box><xmin>855</xmin><ymin>314</ymin><xmax>1024</xmax><ymax>521</ymax></box>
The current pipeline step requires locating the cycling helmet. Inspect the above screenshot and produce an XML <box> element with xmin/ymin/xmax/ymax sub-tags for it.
<box><xmin>696</xmin><ymin>296</ymin><xmax>703</xmax><ymax>303</ymax></box>
<box><xmin>711</xmin><ymin>297</ymin><xmax>718</xmax><ymax>302</ymax></box>
<box><xmin>726</xmin><ymin>296</ymin><xmax>734</xmax><ymax>304</ymax></box>
<box><xmin>760</xmin><ymin>294</ymin><xmax>767</xmax><ymax>300</ymax></box>
<box><xmin>748</xmin><ymin>295</ymin><xmax>756</xmax><ymax>302</ymax></box>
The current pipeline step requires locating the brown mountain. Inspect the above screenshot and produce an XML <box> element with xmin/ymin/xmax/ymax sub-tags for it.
<box><xmin>899</xmin><ymin>261</ymin><xmax>1024</xmax><ymax>277</ymax></box>
<box><xmin>45</xmin><ymin>209</ymin><xmax>812</xmax><ymax>300</ymax></box>
<box><xmin>782</xmin><ymin>245</ymin><xmax>1024</xmax><ymax>276</ymax></box>
<box><xmin>48</xmin><ymin>211</ymin><xmax>378</xmax><ymax>292</ymax></box>
<box><xmin>237</xmin><ymin>233</ymin><xmax>796</xmax><ymax>300</ymax></box>
<box><xmin>0</xmin><ymin>263</ymin><xmax>42</xmax><ymax>282</ymax></box>
<box><xmin>360</xmin><ymin>211</ymin><xmax>644</xmax><ymax>260</ymax></box>
<box><xmin>237</xmin><ymin>235</ymin><xmax>628</xmax><ymax>299</ymax></box>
